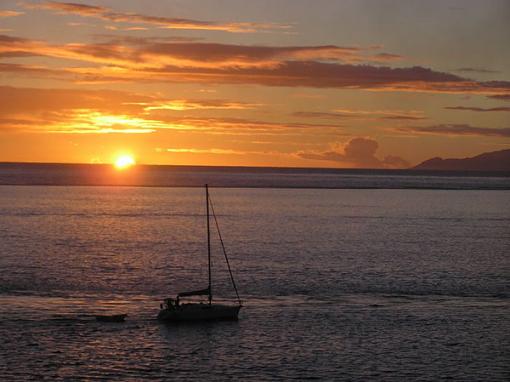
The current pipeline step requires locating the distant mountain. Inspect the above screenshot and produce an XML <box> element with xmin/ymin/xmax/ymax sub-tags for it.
<box><xmin>413</xmin><ymin>149</ymin><xmax>510</xmax><ymax>171</ymax></box>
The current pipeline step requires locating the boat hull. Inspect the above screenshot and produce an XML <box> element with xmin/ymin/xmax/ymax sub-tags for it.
<box><xmin>158</xmin><ymin>304</ymin><xmax>241</xmax><ymax>322</ymax></box>
<box><xmin>95</xmin><ymin>314</ymin><xmax>127</xmax><ymax>322</ymax></box>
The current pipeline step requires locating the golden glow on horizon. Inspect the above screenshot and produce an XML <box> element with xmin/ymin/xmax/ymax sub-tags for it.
<box><xmin>114</xmin><ymin>154</ymin><xmax>136</xmax><ymax>170</ymax></box>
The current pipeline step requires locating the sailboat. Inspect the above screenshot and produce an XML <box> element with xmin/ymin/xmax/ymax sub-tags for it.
<box><xmin>157</xmin><ymin>184</ymin><xmax>242</xmax><ymax>322</ymax></box>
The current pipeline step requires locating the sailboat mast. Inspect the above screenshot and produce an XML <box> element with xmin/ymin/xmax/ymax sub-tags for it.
<box><xmin>206</xmin><ymin>184</ymin><xmax>212</xmax><ymax>305</ymax></box>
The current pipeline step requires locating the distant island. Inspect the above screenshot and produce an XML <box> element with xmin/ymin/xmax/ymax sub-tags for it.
<box><xmin>413</xmin><ymin>149</ymin><xmax>510</xmax><ymax>171</ymax></box>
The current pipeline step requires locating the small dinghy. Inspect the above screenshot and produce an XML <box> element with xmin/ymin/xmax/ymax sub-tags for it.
<box><xmin>95</xmin><ymin>314</ymin><xmax>127</xmax><ymax>322</ymax></box>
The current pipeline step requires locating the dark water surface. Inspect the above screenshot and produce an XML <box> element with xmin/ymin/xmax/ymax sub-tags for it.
<box><xmin>0</xmin><ymin>185</ymin><xmax>509</xmax><ymax>380</ymax></box>
<box><xmin>1</xmin><ymin>162</ymin><xmax>510</xmax><ymax>189</ymax></box>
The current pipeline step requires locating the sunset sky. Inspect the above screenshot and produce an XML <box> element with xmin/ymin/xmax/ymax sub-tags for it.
<box><xmin>1</xmin><ymin>0</ymin><xmax>509</xmax><ymax>168</ymax></box>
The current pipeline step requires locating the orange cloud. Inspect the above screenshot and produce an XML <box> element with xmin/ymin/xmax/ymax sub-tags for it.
<box><xmin>0</xmin><ymin>86</ymin><xmax>265</xmax><ymax>134</ymax></box>
<box><xmin>156</xmin><ymin>147</ymin><xmax>278</xmax><ymax>156</ymax></box>
<box><xmin>0</xmin><ymin>86</ymin><xmax>346</xmax><ymax>135</ymax></box>
<box><xmin>0</xmin><ymin>86</ymin><xmax>260</xmax><ymax>115</ymax></box>
<box><xmin>142</xmin><ymin>100</ymin><xmax>259</xmax><ymax>111</ymax></box>
<box><xmin>28</xmin><ymin>1</ymin><xmax>290</xmax><ymax>33</ymax></box>
<box><xmin>0</xmin><ymin>86</ymin><xmax>152</xmax><ymax>114</ymax></box>
<box><xmin>0</xmin><ymin>10</ymin><xmax>23</xmax><ymax>17</ymax></box>
<box><xmin>297</xmin><ymin>137</ymin><xmax>410</xmax><ymax>168</ymax></box>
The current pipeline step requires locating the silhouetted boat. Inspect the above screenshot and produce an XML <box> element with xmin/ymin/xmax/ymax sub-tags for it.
<box><xmin>158</xmin><ymin>185</ymin><xmax>242</xmax><ymax>322</ymax></box>
<box><xmin>95</xmin><ymin>314</ymin><xmax>127</xmax><ymax>322</ymax></box>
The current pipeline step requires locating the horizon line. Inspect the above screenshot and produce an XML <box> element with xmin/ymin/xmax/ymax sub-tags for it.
<box><xmin>1</xmin><ymin>161</ymin><xmax>510</xmax><ymax>175</ymax></box>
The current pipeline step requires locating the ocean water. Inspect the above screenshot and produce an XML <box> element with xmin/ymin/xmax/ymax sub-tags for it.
<box><xmin>0</xmin><ymin>182</ymin><xmax>509</xmax><ymax>380</ymax></box>
<box><xmin>1</xmin><ymin>163</ymin><xmax>510</xmax><ymax>189</ymax></box>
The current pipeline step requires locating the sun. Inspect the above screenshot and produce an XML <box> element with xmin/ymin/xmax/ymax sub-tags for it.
<box><xmin>114</xmin><ymin>154</ymin><xmax>136</xmax><ymax>170</ymax></box>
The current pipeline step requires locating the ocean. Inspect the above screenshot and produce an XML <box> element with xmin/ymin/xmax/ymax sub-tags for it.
<box><xmin>1</xmin><ymin>162</ymin><xmax>510</xmax><ymax>189</ymax></box>
<box><xmin>0</xmin><ymin>165</ymin><xmax>509</xmax><ymax>380</ymax></box>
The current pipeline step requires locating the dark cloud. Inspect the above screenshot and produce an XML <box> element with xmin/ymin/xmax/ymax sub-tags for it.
<box><xmin>92</xmin><ymin>34</ymin><xmax>203</xmax><ymax>44</ymax></box>
<box><xmin>0</xmin><ymin>51</ymin><xmax>44</xmax><ymax>58</ymax></box>
<box><xmin>395</xmin><ymin>124</ymin><xmax>510</xmax><ymax>138</ymax></box>
<box><xmin>293</xmin><ymin>110</ymin><xmax>426</xmax><ymax>121</ymax></box>
<box><xmin>152</xmin><ymin>115</ymin><xmax>346</xmax><ymax>132</ymax></box>
<box><xmin>143</xmin><ymin>43</ymin><xmax>366</xmax><ymax>63</ymax></box>
<box><xmin>1</xmin><ymin>33</ymin><xmax>509</xmax><ymax>96</ymax></box>
<box><xmin>65</xmin><ymin>42</ymin><xmax>373</xmax><ymax>65</ymax></box>
<box><xmin>456</xmin><ymin>67</ymin><xmax>500</xmax><ymax>74</ymax></box>
<box><xmin>381</xmin><ymin>115</ymin><xmax>427</xmax><ymax>120</ymax></box>
<box><xmin>487</xmin><ymin>94</ymin><xmax>510</xmax><ymax>102</ymax></box>
<box><xmin>371</xmin><ymin>53</ymin><xmax>403</xmax><ymax>62</ymax></box>
<box><xmin>297</xmin><ymin>137</ymin><xmax>409</xmax><ymax>168</ymax></box>
<box><xmin>0</xmin><ymin>35</ymin><xmax>28</xmax><ymax>43</ymax></box>
<box><xmin>0</xmin><ymin>63</ymin><xmax>62</xmax><ymax>75</ymax></box>
<box><xmin>62</xmin><ymin>36</ymin><xmax>400</xmax><ymax>66</ymax></box>
<box><xmin>234</xmin><ymin>62</ymin><xmax>464</xmax><ymax>85</ymax></box>
<box><xmin>293</xmin><ymin>111</ymin><xmax>360</xmax><ymax>119</ymax></box>
<box><xmin>40</xmin><ymin>2</ymin><xmax>104</xmax><ymax>16</ymax></box>
<box><xmin>142</xmin><ymin>62</ymin><xmax>510</xmax><ymax>94</ymax></box>
<box><xmin>445</xmin><ymin>106</ymin><xmax>510</xmax><ymax>112</ymax></box>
